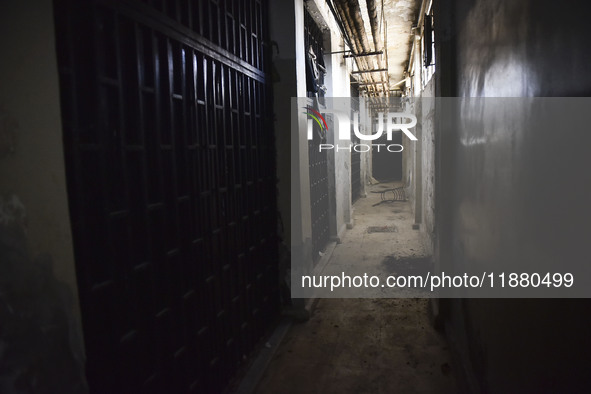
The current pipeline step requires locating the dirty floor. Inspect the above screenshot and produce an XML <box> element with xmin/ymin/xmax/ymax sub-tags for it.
<box><xmin>255</xmin><ymin>182</ymin><xmax>457</xmax><ymax>394</ymax></box>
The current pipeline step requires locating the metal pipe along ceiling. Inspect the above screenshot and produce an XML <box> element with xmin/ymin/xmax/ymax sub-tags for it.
<box><xmin>335</xmin><ymin>0</ymin><xmax>374</xmax><ymax>95</ymax></box>
<box><xmin>333</xmin><ymin>0</ymin><xmax>389</xmax><ymax>96</ymax></box>
<box><xmin>365</xmin><ymin>0</ymin><xmax>388</xmax><ymax>93</ymax></box>
<box><xmin>333</xmin><ymin>0</ymin><xmax>377</xmax><ymax>95</ymax></box>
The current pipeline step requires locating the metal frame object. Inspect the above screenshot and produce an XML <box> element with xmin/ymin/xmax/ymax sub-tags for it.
<box><xmin>55</xmin><ymin>0</ymin><xmax>279</xmax><ymax>392</ymax></box>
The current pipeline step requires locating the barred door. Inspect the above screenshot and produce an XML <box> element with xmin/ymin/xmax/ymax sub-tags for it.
<box><xmin>304</xmin><ymin>9</ymin><xmax>330</xmax><ymax>261</ymax></box>
<box><xmin>54</xmin><ymin>0</ymin><xmax>279</xmax><ymax>392</ymax></box>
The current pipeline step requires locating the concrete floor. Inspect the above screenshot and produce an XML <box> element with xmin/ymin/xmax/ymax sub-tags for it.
<box><xmin>255</xmin><ymin>182</ymin><xmax>457</xmax><ymax>393</ymax></box>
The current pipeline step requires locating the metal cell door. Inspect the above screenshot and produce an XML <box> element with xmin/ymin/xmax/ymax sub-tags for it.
<box><xmin>54</xmin><ymin>0</ymin><xmax>279</xmax><ymax>392</ymax></box>
<box><xmin>304</xmin><ymin>9</ymin><xmax>330</xmax><ymax>261</ymax></box>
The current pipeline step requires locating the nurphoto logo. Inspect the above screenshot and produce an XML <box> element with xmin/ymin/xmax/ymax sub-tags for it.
<box><xmin>305</xmin><ymin>106</ymin><xmax>418</xmax><ymax>152</ymax></box>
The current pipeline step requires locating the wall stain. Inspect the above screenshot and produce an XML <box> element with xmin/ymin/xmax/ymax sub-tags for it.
<box><xmin>0</xmin><ymin>195</ymin><xmax>87</xmax><ymax>394</ymax></box>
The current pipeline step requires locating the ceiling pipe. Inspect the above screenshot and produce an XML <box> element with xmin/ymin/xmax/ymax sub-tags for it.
<box><xmin>325</xmin><ymin>0</ymin><xmax>356</xmax><ymax>55</ymax></box>
<box><xmin>333</xmin><ymin>0</ymin><xmax>377</xmax><ymax>97</ymax></box>
<box><xmin>365</xmin><ymin>0</ymin><xmax>388</xmax><ymax>94</ymax></box>
<box><xmin>348</xmin><ymin>0</ymin><xmax>382</xmax><ymax>98</ymax></box>
<box><xmin>345</xmin><ymin>0</ymin><xmax>372</xmax><ymax>54</ymax></box>
<box><xmin>347</xmin><ymin>0</ymin><xmax>379</xmax><ymax>96</ymax></box>
<box><xmin>325</xmin><ymin>0</ymin><xmax>374</xmax><ymax>96</ymax></box>
<box><xmin>334</xmin><ymin>0</ymin><xmax>365</xmax><ymax>63</ymax></box>
<box><xmin>406</xmin><ymin>0</ymin><xmax>431</xmax><ymax>91</ymax></box>
<box><xmin>351</xmin><ymin>68</ymin><xmax>388</xmax><ymax>74</ymax></box>
<box><xmin>342</xmin><ymin>50</ymin><xmax>383</xmax><ymax>58</ymax></box>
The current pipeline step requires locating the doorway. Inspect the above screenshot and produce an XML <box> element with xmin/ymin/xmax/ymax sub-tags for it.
<box><xmin>372</xmin><ymin>131</ymin><xmax>403</xmax><ymax>181</ymax></box>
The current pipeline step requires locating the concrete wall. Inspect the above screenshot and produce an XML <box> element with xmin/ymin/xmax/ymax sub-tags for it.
<box><xmin>436</xmin><ymin>0</ymin><xmax>591</xmax><ymax>391</ymax></box>
<box><xmin>270</xmin><ymin>0</ymin><xmax>353</xmax><ymax>296</ymax></box>
<box><xmin>404</xmin><ymin>11</ymin><xmax>436</xmax><ymax>254</ymax></box>
<box><xmin>418</xmin><ymin>79</ymin><xmax>435</xmax><ymax>253</ymax></box>
<box><xmin>319</xmin><ymin>0</ymin><xmax>353</xmax><ymax>242</ymax></box>
<box><xmin>270</xmin><ymin>0</ymin><xmax>307</xmax><ymax>250</ymax></box>
<box><xmin>358</xmin><ymin>99</ymin><xmax>370</xmax><ymax>199</ymax></box>
<box><xmin>325</xmin><ymin>98</ymin><xmax>353</xmax><ymax>242</ymax></box>
<box><xmin>0</xmin><ymin>1</ymin><xmax>87</xmax><ymax>392</ymax></box>
<box><xmin>402</xmin><ymin>102</ymin><xmax>417</xmax><ymax>206</ymax></box>
<box><xmin>269</xmin><ymin>0</ymin><xmax>315</xmax><ymax>301</ymax></box>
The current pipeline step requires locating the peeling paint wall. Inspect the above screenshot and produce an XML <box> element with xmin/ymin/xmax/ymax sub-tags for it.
<box><xmin>0</xmin><ymin>1</ymin><xmax>87</xmax><ymax>392</ymax></box>
<box><xmin>403</xmin><ymin>16</ymin><xmax>436</xmax><ymax>254</ymax></box>
<box><xmin>358</xmin><ymin>100</ymin><xmax>370</xmax><ymax>199</ymax></box>
<box><xmin>419</xmin><ymin>79</ymin><xmax>435</xmax><ymax>253</ymax></box>
<box><xmin>402</xmin><ymin>100</ymin><xmax>417</xmax><ymax>207</ymax></box>
<box><xmin>327</xmin><ymin>103</ymin><xmax>353</xmax><ymax>242</ymax></box>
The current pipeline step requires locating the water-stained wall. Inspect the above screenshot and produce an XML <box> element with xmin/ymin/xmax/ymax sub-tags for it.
<box><xmin>437</xmin><ymin>0</ymin><xmax>591</xmax><ymax>391</ymax></box>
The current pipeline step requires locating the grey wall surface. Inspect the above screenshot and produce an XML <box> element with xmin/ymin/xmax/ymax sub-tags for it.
<box><xmin>439</xmin><ymin>0</ymin><xmax>591</xmax><ymax>391</ymax></box>
<box><xmin>328</xmin><ymin>98</ymin><xmax>353</xmax><ymax>242</ymax></box>
<box><xmin>419</xmin><ymin>81</ymin><xmax>435</xmax><ymax>254</ymax></box>
<box><xmin>269</xmin><ymin>0</ymin><xmax>302</xmax><ymax>249</ymax></box>
<box><xmin>402</xmin><ymin>101</ymin><xmax>417</xmax><ymax>206</ymax></box>
<box><xmin>0</xmin><ymin>1</ymin><xmax>87</xmax><ymax>392</ymax></box>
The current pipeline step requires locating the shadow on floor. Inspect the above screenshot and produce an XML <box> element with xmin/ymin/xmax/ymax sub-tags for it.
<box><xmin>255</xmin><ymin>183</ymin><xmax>457</xmax><ymax>393</ymax></box>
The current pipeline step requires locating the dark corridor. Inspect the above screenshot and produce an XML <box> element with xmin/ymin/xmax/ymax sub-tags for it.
<box><xmin>3</xmin><ymin>0</ymin><xmax>591</xmax><ymax>393</ymax></box>
<box><xmin>54</xmin><ymin>0</ymin><xmax>279</xmax><ymax>392</ymax></box>
<box><xmin>372</xmin><ymin>132</ymin><xmax>402</xmax><ymax>182</ymax></box>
